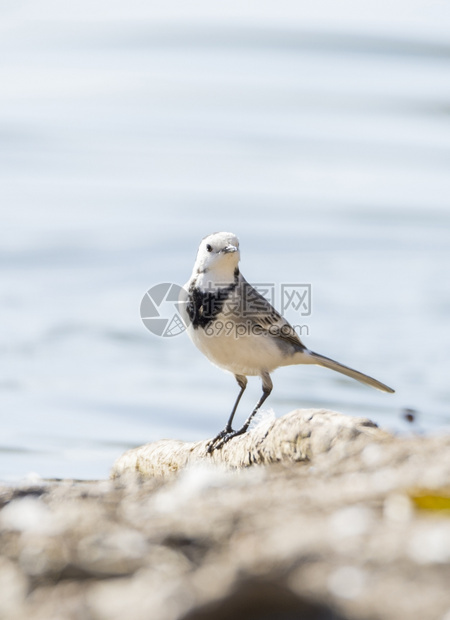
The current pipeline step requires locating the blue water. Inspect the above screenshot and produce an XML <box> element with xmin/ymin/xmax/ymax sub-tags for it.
<box><xmin>1</xmin><ymin>2</ymin><xmax>450</xmax><ymax>480</ymax></box>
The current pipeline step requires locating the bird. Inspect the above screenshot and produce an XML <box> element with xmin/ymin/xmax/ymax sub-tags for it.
<box><xmin>180</xmin><ymin>231</ymin><xmax>394</xmax><ymax>452</ymax></box>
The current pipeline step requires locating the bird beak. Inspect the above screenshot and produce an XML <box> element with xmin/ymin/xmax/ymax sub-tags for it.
<box><xmin>222</xmin><ymin>244</ymin><xmax>238</xmax><ymax>254</ymax></box>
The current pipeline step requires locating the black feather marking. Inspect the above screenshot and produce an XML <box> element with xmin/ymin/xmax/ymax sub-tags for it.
<box><xmin>187</xmin><ymin>273</ymin><xmax>239</xmax><ymax>329</ymax></box>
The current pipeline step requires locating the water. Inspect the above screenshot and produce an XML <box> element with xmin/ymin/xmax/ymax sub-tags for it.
<box><xmin>1</xmin><ymin>2</ymin><xmax>450</xmax><ymax>480</ymax></box>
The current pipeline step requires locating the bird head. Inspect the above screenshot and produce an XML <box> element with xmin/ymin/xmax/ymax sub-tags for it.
<box><xmin>193</xmin><ymin>232</ymin><xmax>240</xmax><ymax>279</ymax></box>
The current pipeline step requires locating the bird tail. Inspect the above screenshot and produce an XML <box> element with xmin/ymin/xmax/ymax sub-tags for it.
<box><xmin>307</xmin><ymin>350</ymin><xmax>395</xmax><ymax>393</ymax></box>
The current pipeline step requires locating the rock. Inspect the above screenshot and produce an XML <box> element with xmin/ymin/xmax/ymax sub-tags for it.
<box><xmin>111</xmin><ymin>409</ymin><xmax>390</xmax><ymax>479</ymax></box>
<box><xmin>1</xmin><ymin>409</ymin><xmax>450</xmax><ymax>620</ymax></box>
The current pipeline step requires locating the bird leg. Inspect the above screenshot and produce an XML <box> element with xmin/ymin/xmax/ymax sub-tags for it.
<box><xmin>207</xmin><ymin>373</ymin><xmax>273</xmax><ymax>453</ymax></box>
<box><xmin>207</xmin><ymin>375</ymin><xmax>247</xmax><ymax>453</ymax></box>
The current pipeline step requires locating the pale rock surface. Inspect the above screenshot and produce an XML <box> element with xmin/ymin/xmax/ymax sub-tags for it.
<box><xmin>1</xmin><ymin>409</ymin><xmax>450</xmax><ymax>620</ymax></box>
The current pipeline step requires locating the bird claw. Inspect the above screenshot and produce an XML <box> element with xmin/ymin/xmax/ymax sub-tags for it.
<box><xmin>206</xmin><ymin>429</ymin><xmax>229</xmax><ymax>453</ymax></box>
<box><xmin>206</xmin><ymin>427</ymin><xmax>246</xmax><ymax>453</ymax></box>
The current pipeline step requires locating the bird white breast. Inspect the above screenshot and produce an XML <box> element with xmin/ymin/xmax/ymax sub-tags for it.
<box><xmin>186</xmin><ymin>319</ymin><xmax>287</xmax><ymax>376</ymax></box>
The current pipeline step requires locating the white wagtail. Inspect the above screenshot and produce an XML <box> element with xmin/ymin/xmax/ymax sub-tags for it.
<box><xmin>180</xmin><ymin>232</ymin><xmax>394</xmax><ymax>452</ymax></box>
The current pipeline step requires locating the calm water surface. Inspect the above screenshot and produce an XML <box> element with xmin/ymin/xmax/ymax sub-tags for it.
<box><xmin>1</xmin><ymin>2</ymin><xmax>450</xmax><ymax>480</ymax></box>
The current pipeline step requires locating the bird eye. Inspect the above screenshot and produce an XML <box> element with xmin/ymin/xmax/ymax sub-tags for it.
<box><xmin>206</xmin><ymin>244</ymin><xmax>213</xmax><ymax>252</ymax></box>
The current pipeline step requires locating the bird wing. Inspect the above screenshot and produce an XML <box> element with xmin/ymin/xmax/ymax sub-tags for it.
<box><xmin>238</xmin><ymin>277</ymin><xmax>306</xmax><ymax>351</ymax></box>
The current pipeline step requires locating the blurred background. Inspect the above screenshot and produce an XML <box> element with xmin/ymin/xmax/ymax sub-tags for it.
<box><xmin>1</xmin><ymin>0</ymin><xmax>450</xmax><ymax>480</ymax></box>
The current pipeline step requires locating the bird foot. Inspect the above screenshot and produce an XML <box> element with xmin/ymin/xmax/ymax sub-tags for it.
<box><xmin>206</xmin><ymin>426</ymin><xmax>247</xmax><ymax>453</ymax></box>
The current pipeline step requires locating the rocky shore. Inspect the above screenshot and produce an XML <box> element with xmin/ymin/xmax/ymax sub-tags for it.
<box><xmin>1</xmin><ymin>409</ymin><xmax>450</xmax><ymax>620</ymax></box>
